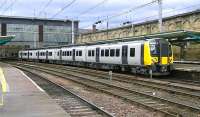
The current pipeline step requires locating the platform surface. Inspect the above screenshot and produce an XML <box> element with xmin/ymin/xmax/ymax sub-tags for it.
<box><xmin>174</xmin><ymin>63</ymin><xmax>200</xmax><ymax>72</ymax></box>
<box><xmin>0</xmin><ymin>62</ymin><xmax>70</xmax><ymax>117</ymax></box>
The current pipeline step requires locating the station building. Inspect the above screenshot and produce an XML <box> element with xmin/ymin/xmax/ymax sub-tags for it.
<box><xmin>0</xmin><ymin>16</ymin><xmax>79</xmax><ymax>58</ymax></box>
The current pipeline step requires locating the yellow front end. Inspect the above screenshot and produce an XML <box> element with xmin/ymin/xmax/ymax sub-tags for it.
<box><xmin>143</xmin><ymin>41</ymin><xmax>174</xmax><ymax>75</ymax></box>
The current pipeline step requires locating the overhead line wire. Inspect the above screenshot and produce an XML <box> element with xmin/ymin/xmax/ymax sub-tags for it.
<box><xmin>78</xmin><ymin>0</ymin><xmax>108</xmax><ymax>17</ymax></box>
<box><xmin>51</xmin><ymin>0</ymin><xmax>77</xmax><ymax>18</ymax></box>
<box><xmin>38</xmin><ymin>0</ymin><xmax>53</xmax><ymax>16</ymax></box>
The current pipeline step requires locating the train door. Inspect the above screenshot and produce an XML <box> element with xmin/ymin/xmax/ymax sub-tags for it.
<box><xmin>27</xmin><ymin>51</ymin><xmax>29</xmax><ymax>60</ymax></box>
<box><xmin>37</xmin><ymin>51</ymin><xmax>39</xmax><ymax>59</ymax></box>
<box><xmin>160</xmin><ymin>43</ymin><xmax>169</xmax><ymax>64</ymax></box>
<box><xmin>72</xmin><ymin>49</ymin><xmax>75</xmax><ymax>61</ymax></box>
<box><xmin>19</xmin><ymin>52</ymin><xmax>22</xmax><ymax>59</ymax></box>
<box><xmin>59</xmin><ymin>50</ymin><xmax>62</xmax><ymax>60</ymax></box>
<box><xmin>46</xmin><ymin>51</ymin><xmax>48</xmax><ymax>60</ymax></box>
<box><xmin>122</xmin><ymin>45</ymin><xmax>128</xmax><ymax>64</ymax></box>
<box><xmin>96</xmin><ymin>48</ymin><xmax>100</xmax><ymax>62</ymax></box>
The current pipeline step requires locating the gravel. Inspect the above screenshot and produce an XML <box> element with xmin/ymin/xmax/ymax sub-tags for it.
<box><xmin>27</xmin><ymin>70</ymin><xmax>164</xmax><ymax>117</ymax></box>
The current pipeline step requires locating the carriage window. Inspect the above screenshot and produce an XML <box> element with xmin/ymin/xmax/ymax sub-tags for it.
<box><xmin>65</xmin><ymin>51</ymin><xmax>67</xmax><ymax>56</ymax></box>
<box><xmin>88</xmin><ymin>50</ymin><xmax>91</xmax><ymax>56</ymax></box>
<box><xmin>49</xmin><ymin>52</ymin><xmax>52</xmax><ymax>56</ymax></box>
<box><xmin>169</xmin><ymin>45</ymin><xmax>172</xmax><ymax>56</ymax></box>
<box><xmin>110</xmin><ymin>49</ymin><xmax>115</xmax><ymax>57</ymax></box>
<box><xmin>130</xmin><ymin>48</ymin><xmax>135</xmax><ymax>57</ymax></box>
<box><xmin>105</xmin><ymin>49</ymin><xmax>109</xmax><ymax>57</ymax></box>
<box><xmin>70</xmin><ymin>51</ymin><xmax>72</xmax><ymax>56</ymax></box>
<box><xmin>67</xmin><ymin>51</ymin><xmax>69</xmax><ymax>56</ymax></box>
<box><xmin>79</xmin><ymin>51</ymin><xmax>82</xmax><ymax>56</ymax></box>
<box><xmin>62</xmin><ymin>51</ymin><xmax>65</xmax><ymax>56</ymax></box>
<box><xmin>101</xmin><ymin>50</ymin><xmax>104</xmax><ymax>56</ymax></box>
<box><xmin>76</xmin><ymin>51</ymin><xmax>78</xmax><ymax>56</ymax></box>
<box><xmin>92</xmin><ymin>50</ymin><xmax>95</xmax><ymax>56</ymax></box>
<box><xmin>116</xmin><ymin>49</ymin><xmax>120</xmax><ymax>57</ymax></box>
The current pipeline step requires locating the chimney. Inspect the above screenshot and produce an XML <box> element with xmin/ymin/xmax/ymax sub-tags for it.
<box><xmin>92</xmin><ymin>24</ymin><xmax>97</xmax><ymax>33</ymax></box>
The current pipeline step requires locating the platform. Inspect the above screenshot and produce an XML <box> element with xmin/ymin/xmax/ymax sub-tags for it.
<box><xmin>0</xmin><ymin>62</ymin><xmax>70</xmax><ymax>117</ymax></box>
<box><xmin>174</xmin><ymin>63</ymin><xmax>200</xmax><ymax>72</ymax></box>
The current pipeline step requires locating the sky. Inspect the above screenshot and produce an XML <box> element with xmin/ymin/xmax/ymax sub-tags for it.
<box><xmin>0</xmin><ymin>0</ymin><xmax>199</xmax><ymax>29</ymax></box>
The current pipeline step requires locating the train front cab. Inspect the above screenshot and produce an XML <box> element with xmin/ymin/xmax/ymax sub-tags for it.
<box><xmin>144</xmin><ymin>39</ymin><xmax>173</xmax><ymax>75</ymax></box>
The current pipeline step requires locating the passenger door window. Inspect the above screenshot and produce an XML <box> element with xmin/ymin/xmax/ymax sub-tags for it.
<box><xmin>130</xmin><ymin>48</ymin><xmax>135</xmax><ymax>57</ymax></box>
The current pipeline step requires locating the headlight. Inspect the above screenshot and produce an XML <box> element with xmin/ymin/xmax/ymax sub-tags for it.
<box><xmin>161</xmin><ymin>66</ymin><xmax>167</xmax><ymax>72</ymax></box>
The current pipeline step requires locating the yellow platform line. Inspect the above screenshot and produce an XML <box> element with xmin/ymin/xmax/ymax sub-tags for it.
<box><xmin>0</xmin><ymin>67</ymin><xmax>7</xmax><ymax>106</ymax></box>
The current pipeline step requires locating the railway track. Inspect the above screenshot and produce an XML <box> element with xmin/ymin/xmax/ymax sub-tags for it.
<box><xmin>16</xmin><ymin>65</ymin><xmax>114</xmax><ymax>117</ymax></box>
<box><xmin>9</xmin><ymin>61</ymin><xmax>200</xmax><ymax>117</ymax></box>
<box><xmin>20</xmin><ymin>62</ymin><xmax>200</xmax><ymax>98</ymax></box>
<box><xmin>161</xmin><ymin>78</ymin><xmax>200</xmax><ymax>87</ymax></box>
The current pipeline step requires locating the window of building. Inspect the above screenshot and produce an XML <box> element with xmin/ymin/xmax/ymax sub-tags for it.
<box><xmin>110</xmin><ymin>49</ymin><xmax>115</xmax><ymax>57</ymax></box>
<box><xmin>130</xmin><ymin>48</ymin><xmax>135</xmax><ymax>57</ymax></box>
<box><xmin>105</xmin><ymin>49</ymin><xmax>109</xmax><ymax>57</ymax></box>
<box><xmin>116</xmin><ymin>49</ymin><xmax>120</xmax><ymax>57</ymax></box>
<box><xmin>88</xmin><ymin>50</ymin><xmax>91</xmax><ymax>56</ymax></box>
<box><xmin>92</xmin><ymin>50</ymin><xmax>95</xmax><ymax>56</ymax></box>
<box><xmin>101</xmin><ymin>49</ymin><xmax>104</xmax><ymax>56</ymax></box>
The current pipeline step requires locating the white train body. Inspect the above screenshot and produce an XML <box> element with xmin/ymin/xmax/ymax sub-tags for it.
<box><xmin>19</xmin><ymin>39</ymin><xmax>174</xmax><ymax>75</ymax></box>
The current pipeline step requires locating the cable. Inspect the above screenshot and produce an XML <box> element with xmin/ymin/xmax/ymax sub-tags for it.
<box><xmin>38</xmin><ymin>0</ymin><xmax>53</xmax><ymax>17</ymax></box>
<box><xmin>51</xmin><ymin>0</ymin><xmax>77</xmax><ymax>18</ymax></box>
<box><xmin>0</xmin><ymin>0</ymin><xmax>7</xmax><ymax>11</ymax></box>
<box><xmin>80</xmin><ymin>0</ymin><xmax>158</xmax><ymax>29</ymax></box>
<box><xmin>82</xmin><ymin>2</ymin><xmax>200</xmax><ymax>29</ymax></box>
<box><xmin>78</xmin><ymin>0</ymin><xmax>108</xmax><ymax>17</ymax></box>
<box><xmin>96</xmin><ymin>0</ymin><xmax>158</xmax><ymax>24</ymax></box>
<box><xmin>127</xmin><ymin>2</ymin><xmax>200</xmax><ymax>26</ymax></box>
<box><xmin>2</xmin><ymin>0</ymin><xmax>17</xmax><ymax>15</ymax></box>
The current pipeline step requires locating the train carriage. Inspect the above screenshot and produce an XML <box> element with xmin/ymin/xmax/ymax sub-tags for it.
<box><xmin>19</xmin><ymin>38</ymin><xmax>173</xmax><ymax>75</ymax></box>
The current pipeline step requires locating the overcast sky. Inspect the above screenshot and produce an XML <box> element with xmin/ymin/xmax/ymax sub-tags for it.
<box><xmin>0</xmin><ymin>0</ymin><xmax>199</xmax><ymax>29</ymax></box>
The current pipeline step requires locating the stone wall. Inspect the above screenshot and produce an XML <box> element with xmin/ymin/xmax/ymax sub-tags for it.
<box><xmin>77</xmin><ymin>10</ymin><xmax>200</xmax><ymax>44</ymax></box>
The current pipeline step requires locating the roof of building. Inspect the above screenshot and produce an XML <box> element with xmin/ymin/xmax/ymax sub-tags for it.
<box><xmin>0</xmin><ymin>15</ymin><xmax>79</xmax><ymax>23</ymax></box>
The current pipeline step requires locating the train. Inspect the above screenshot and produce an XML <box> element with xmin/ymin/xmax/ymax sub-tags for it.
<box><xmin>18</xmin><ymin>38</ymin><xmax>173</xmax><ymax>76</ymax></box>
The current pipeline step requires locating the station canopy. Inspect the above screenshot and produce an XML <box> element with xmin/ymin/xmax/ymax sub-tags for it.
<box><xmin>143</xmin><ymin>30</ymin><xmax>200</xmax><ymax>43</ymax></box>
<box><xmin>0</xmin><ymin>35</ymin><xmax>15</xmax><ymax>45</ymax></box>
<box><xmin>92</xmin><ymin>30</ymin><xmax>200</xmax><ymax>45</ymax></box>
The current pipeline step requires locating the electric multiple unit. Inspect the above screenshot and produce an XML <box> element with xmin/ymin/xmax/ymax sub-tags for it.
<box><xmin>19</xmin><ymin>38</ymin><xmax>173</xmax><ymax>75</ymax></box>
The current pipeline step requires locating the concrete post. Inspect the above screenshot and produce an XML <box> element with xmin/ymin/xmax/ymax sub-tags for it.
<box><xmin>71</xmin><ymin>20</ymin><xmax>75</xmax><ymax>44</ymax></box>
<box><xmin>158</xmin><ymin>0</ymin><xmax>163</xmax><ymax>32</ymax></box>
<box><xmin>109</xmin><ymin>71</ymin><xmax>112</xmax><ymax>81</ymax></box>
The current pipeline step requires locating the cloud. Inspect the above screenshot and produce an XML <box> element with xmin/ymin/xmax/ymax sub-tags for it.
<box><xmin>0</xmin><ymin>0</ymin><xmax>199</xmax><ymax>29</ymax></box>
